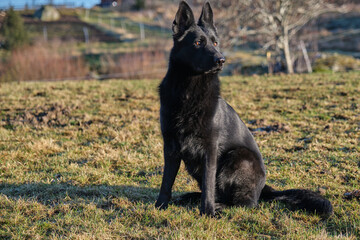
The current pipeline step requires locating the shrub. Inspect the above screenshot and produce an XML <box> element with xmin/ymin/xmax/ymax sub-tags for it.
<box><xmin>133</xmin><ymin>0</ymin><xmax>146</xmax><ymax>10</ymax></box>
<box><xmin>0</xmin><ymin>7</ymin><xmax>29</xmax><ymax>50</ymax></box>
<box><xmin>313</xmin><ymin>54</ymin><xmax>360</xmax><ymax>73</ymax></box>
<box><xmin>0</xmin><ymin>41</ymin><xmax>89</xmax><ymax>82</ymax></box>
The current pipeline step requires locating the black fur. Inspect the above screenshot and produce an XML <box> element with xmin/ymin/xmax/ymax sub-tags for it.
<box><xmin>155</xmin><ymin>1</ymin><xmax>333</xmax><ymax>217</ymax></box>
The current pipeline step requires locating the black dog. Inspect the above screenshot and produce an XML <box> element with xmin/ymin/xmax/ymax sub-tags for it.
<box><xmin>155</xmin><ymin>1</ymin><xmax>332</xmax><ymax>217</ymax></box>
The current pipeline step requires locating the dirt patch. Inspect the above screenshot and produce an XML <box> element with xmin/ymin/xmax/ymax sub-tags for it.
<box><xmin>285</xmin><ymin>145</ymin><xmax>307</xmax><ymax>152</ymax></box>
<box><xmin>248</xmin><ymin>119</ymin><xmax>290</xmax><ymax>135</ymax></box>
<box><xmin>3</xmin><ymin>103</ymin><xmax>74</xmax><ymax>128</ymax></box>
<box><xmin>332</xmin><ymin>114</ymin><xmax>349</xmax><ymax>120</ymax></box>
<box><xmin>344</xmin><ymin>190</ymin><xmax>360</xmax><ymax>201</ymax></box>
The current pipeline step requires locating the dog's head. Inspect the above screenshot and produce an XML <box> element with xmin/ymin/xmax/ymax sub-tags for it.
<box><xmin>171</xmin><ymin>1</ymin><xmax>225</xmax><ymax>74</ymax></box>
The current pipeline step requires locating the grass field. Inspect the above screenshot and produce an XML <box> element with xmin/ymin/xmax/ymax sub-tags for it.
<box><xmin>0</xmin><ymin>72</ymin><xmax>359</xmax><ymax>239</ymax></box>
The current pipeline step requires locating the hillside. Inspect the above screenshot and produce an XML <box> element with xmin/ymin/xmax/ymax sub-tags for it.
<box><xmin>0</xmin><ymin>72</ymin><xmax>359</xmax><ymax>239</ymax></box>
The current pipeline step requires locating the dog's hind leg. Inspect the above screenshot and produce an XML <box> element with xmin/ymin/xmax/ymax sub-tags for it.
<box><xmin>216</xmin><ymin>147</ymin><xmax>266</xmax><ymax>207</ymax></box>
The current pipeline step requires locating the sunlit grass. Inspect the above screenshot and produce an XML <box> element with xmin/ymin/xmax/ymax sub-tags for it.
<box><xmin>0</xmin><ymin>72</ymin><xmax>359</xmax><ymax>239</ymax></box>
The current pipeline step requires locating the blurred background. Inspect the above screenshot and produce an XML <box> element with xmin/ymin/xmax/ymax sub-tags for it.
<box><xmin>0</xmin><ymin>0</ymin><xmax>359</xmax><ymax>82</ymax></box>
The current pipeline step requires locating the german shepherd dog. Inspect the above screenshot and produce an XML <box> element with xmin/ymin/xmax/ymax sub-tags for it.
<box><xmin>155</xmin><ymin>1</ymin><xmax>333</xmax><ymax>217</ymax></box>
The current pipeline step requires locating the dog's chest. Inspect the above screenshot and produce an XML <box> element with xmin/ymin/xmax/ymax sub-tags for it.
<box><xmin>175</xmin><ymin>95</ymin><xmax>218</xmax><ymax>160</ymax></box>
<box><xmin>177</xmin><ymin>128</ymin><xmax>206</xmax><ymax>177</ymax></box>
<box><xmin>160</xmin><ymin>74</ymin><xmax>220</xmax><ymax>160</ymax></box>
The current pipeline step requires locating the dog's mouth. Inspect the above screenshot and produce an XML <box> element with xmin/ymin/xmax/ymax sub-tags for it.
<box><xmin>193</xmin><ymin>62</ymin><xmax>225</xmax><ymax>74</ymax></box>
<box><xmin>205</xmin><ymin>66</ymin><xmax>224</xmax><ymax>74</ymax></box>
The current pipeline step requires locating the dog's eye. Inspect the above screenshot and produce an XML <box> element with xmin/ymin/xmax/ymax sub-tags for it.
<box><xmin>194</xmin><ymin>41</ymin><xmax>201</xmax><ymax>46</ymax></box>
<box><xmin>214</xmin><ymin>42</ymin><xmax>218</xmax><ymax>47</ymax></box>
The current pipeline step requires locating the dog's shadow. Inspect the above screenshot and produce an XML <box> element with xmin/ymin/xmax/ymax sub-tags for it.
<box><xmin>0</xmin><ymin>182</ymin><xmax>200</xmax><ymax>210</ymax></box>
<box><xmin>0</xmin><ymin>182</ymin><xmax>156</xmax><ymax>206</ymax></box>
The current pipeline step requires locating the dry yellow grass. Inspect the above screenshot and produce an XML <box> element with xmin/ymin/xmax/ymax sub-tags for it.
<box><xmin>0</xmin><ymin>72</ymin><xmax>359</xmax><ymax>239</ymax></box>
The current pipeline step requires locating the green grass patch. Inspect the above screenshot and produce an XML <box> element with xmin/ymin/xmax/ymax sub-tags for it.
<box><xmin>0</xmin><ymin>72</ymin><xmax>359</xmax><ymax>239</ymax></box>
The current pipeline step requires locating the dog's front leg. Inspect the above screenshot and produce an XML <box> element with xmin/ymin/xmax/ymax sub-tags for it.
<box><xmin>200</xmin><ymin>146</ymin><xmax>217</xmax><ymax>216</ymax></box>
<box><xmin>155</xmin><ymin>141</ymin><xmax>181</xmax><ymax>210</ymax></box>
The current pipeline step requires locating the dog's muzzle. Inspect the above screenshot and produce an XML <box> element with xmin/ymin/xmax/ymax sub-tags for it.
<box><xmin>215</xmin><ymin>57</ymin><xmax>226</xmax><ymax>67</ymax></box>
<box><xmin>213</xmin><ymin>56</ymin><xmax>226</xmax><ymax>72</ymax></box>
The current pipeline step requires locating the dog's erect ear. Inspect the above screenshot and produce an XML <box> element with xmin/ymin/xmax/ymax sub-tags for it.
<box><xmin>198</xmin><ymin>2</ymin><xmax>215</xmax><ymax>30</ymax></box>
<box><xmin>172</xmin><ymin>1</ymin><xmax>195</xmax><ymax>35</ymax></box>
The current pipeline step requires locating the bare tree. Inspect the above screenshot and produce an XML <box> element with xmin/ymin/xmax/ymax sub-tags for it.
<box><xmin>214</xmin><ymin>0</ymin><xmax>350</xmax><ymax>73</ymax></box>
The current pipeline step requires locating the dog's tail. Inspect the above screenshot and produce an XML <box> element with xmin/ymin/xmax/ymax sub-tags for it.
<box><xmin>259</xmin><ymin>185</ymin><xmax>333</xmax><ymax>218</ymax></box>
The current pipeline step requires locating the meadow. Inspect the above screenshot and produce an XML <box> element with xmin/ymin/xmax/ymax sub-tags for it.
<box><xmin>0</xmin><ymin>72</ymin><xmax>359</xmax><ymax>239</ymax></box>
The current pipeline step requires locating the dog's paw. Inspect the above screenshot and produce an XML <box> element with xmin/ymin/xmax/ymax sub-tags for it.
<box><xmin>155</xmin><ymin>200</ymin><xmax>168</xmax><ymax>210</ymax></box>
<box><xmin>200</xmin><ymin>205</ymin><xmax>216</xmax><ymax>217</ymax></box>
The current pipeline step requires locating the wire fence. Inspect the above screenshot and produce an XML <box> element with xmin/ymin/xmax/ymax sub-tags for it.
<box><xmin>1</xmin><ymin>3</ymin><xmax>360</xmax><ymax>82</ymax></box>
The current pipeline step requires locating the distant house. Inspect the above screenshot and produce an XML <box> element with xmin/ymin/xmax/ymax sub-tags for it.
<box><xmin>34</xmin><ymin>5</ymin><xmax>60</xmax><ymax>21</ymax></box>
<box><xmin>97</xmin><ymin>0</ymin><xmax>136</xmax><ymax>11</ymax></box>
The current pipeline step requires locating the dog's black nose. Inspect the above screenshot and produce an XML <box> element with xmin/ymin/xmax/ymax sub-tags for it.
<box><xmin>215</xmin><ymin>57</ymin><xmax>226</xmax><ymax>66</ymax></box>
